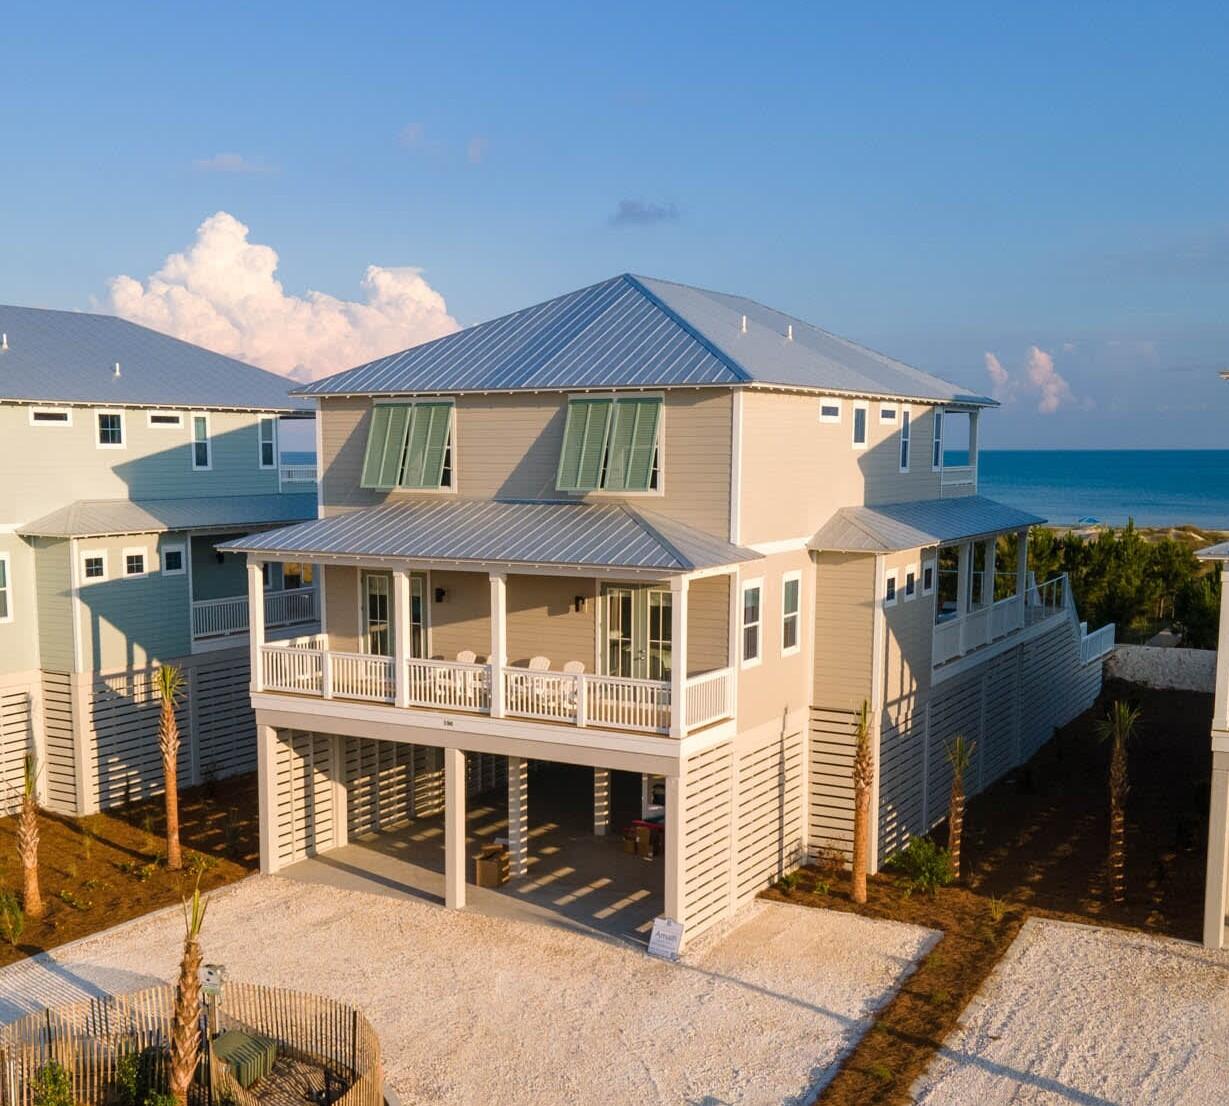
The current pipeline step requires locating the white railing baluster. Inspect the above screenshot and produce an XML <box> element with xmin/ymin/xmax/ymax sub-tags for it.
<box><xmin>193</xmin><ymin>587</ymin><xmax>317</xmax><ymax>640</ymax></box>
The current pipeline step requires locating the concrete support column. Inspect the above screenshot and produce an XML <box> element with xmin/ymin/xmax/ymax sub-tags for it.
<box><xmin>393</xmin><ymin>570</ymin><xmax>410</xmax><ymax>708</ymax></box>
<box><xmin>670</xmin><ymin>576</ymin><xmax>690</xmax><ymax>738</ymax></box>
<box><xmin>1204</xmin><ymin>750</ymin><xmax>1229</xmax><ymax>949</ymax></box>
<box><xmin>489</xmin><ymin>573</ymin><xmax>507</xmax><ymax>718</ymax></box>
<box><xmin>444</xmin><ymin>747</ymin><xmax>466</xmax><ymax>909</ymax></box>
<box><xmin>664</xmin><ymin>772</ymin><xmax>685</xmax><ymax>924</ymax></box>
<box><xmin>256</xmin><ymin>723</ymin><xmax>278</xmax><ymax>874</ymax></box>
<box><xmin>593</xmin><ymin>768</ymin><xmax>610</xmax><ymax>836</ymax></box>
<box><xmin>248</xmin><ymin>561</ymin><xmax>266</xmax><ymax>692</ymax></box>
<box><xmin>508</xmin><ymin>755</ymin><xmax>529</xmax><ymax>877</ymax></box>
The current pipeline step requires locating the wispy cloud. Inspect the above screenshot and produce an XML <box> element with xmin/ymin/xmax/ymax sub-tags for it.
<box><xmin>983</xmin><ymin>344</ymin><xmax>1081</xmax><ymax>414</ymax></box>
<box><xmin>106</xmin><ymin>211</ymin><xmax>458</xmax><ymax>382</ymax></box>
<box><xmin>399</xmin><ymin>123</ymin><xmax>487</xmax><ymax>167</ymax></box>
<box><xmin>609</xmin><ymin>199</ymin><xmax>680</xmax><ymax>228</ymax></box>
<box><xmin>192</xmin><ymin>153</ymin><xmax>274</xmax><ymax>175</ymax></box>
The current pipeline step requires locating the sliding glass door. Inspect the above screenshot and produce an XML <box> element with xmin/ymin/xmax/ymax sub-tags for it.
<box><xmin>600</xmin><ymin>584</ymin><xmax>672</xmax><ymax>680</ymax></box>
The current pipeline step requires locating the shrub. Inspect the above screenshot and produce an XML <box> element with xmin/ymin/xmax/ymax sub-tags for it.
<box><xmin>776</xmin><ymin>871</ymin><xmax>800</xmax><ymax>893</ymax></box>
<box><xmin>887</xmin><ymin>836</ymin><xmax>954</xmax><ymax>896</ymax></box>
<box><xmin>0</xmin><ymin>890</ymin><xmax>25</xmax><ymax>946</ymax></box>
<box><xmin>32</xmin><ymin>1062</ymin><xmax>73</xmax><ymax>1106</ymax></box>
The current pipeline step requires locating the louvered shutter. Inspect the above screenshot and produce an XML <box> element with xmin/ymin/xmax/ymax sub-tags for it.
<box><xmin>556</xmin><ymin>399</ymin><xmax>613</xmax><ymax>491</ymax></box>
<box><xmin>360</xmin><ymin>405</ymin><xmax>408</xmax><ymax>489</ymax></box>
<box><xmin>399</xmin><ymin>402</ymin><xmax>452</xmax><ymax>488</ymax></box>
<box><xmin>604</xmin><ymin>398</ymin><xmax>661</xmax><ymax>491</ymax></box>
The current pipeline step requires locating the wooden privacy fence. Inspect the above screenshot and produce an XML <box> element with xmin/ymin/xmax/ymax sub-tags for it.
<box><xmin>0</xmin><ymin>982</ymin><xmax>383</xmax><ymax>1106</ymax></box>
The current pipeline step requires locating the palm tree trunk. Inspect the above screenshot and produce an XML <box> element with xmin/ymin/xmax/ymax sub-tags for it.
<box><xmin>1108</xmin><ymin>736</ymin><xmax>1127</xmax><ymax>903</ymax></box>
<box><xmin>162</xmin><ymin>697</ymin><xmax>182</xmax><ymax>871</ymax></box>
<box><xmin>169</xmin><ymin>930</ymin><xmax>202</xmax><ymax>1106</ymax></box>
<box><xmin>17</xmin><ymin>789</ymin><xmax>42</xmax><ymax>920</ymax></box>
<box><xmin>851</xmin><ymin>787</ymin><xmax>869</xmax><ymax>904</ymax></box>
<box><xmin>949</xmin><ymin>780</ymin><xmax>964</xmax><ymax>881</ymax></box>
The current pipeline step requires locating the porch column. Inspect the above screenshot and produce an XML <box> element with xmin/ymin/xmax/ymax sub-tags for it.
<box><xmin>664</xmin><ymin>772</ymin><xmax>685</xmax><ymax>924</ymax></box>
<box><xmin>508</xmin><ymin>756</ymin><xmax>529</xmax><ymax>877</ymax></box>
<box><xmin>969</xmin><ymin>410</ymin><xmax>980</xmax><ymax>484</ymax></box>
<box><xmin>248</xmin><ymin>560</ymin><xmax>265</xmax><ymax>692</ymax></box>
<box><xmin>1015</xmin><ymin>529</ymin><xmax>1029</xmax><ymax>601</ymax></box>
<box><xmin>1205</xmin><ymin>751</ymin><xmax>1229</xmax><ymax>948</ymax></box>
<box><xmin>955</xmin><ymin>542</ymin><xmax>971</xmax><ymax>654</ymax></box>
<box><xmin>393</xmin><ymin>570</ymin><xmax>411</xmax><ymax>708</ymax></box>
<box><xmin>256</xmin><ymin>723</ymin><xmax>278</xmax><ymax>874</ymax></box>
<box><xmin>444</xmin><ymin>746</ymin><xmax>466</xmax><ymax>909</ymax></box>
<box><xmin>984</xmin><ymin>537</ymin><xmax>997</xmax><ymax>607</ymax></box>
<box><xmin>593</xmin><ymin>768</ymin><xmax>610</xmax><ymax>836</ymax></box>
<box><xmin>641</xmin><ymin>773</ymin><xmax>652</xmax><ymax>819</ymax></box>
<box><xmin>489</xmin><ymin>572</ymin><xmax>507</xmax><ymax>718</ymax></box>
<box><xmin>670</xmin><ymin>576</ymin><xmax>689</xmax><ymax>738</ymax></box>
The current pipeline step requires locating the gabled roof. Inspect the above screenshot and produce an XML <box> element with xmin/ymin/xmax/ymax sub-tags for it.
<box><xmin>218</xmin><ymin>498</ymin><xmax>761</xmax><ymax>574</ymax></box>
<box><xmin>19</xmin><ymin>494</ymin><xmax>317</xmax><ymax>539</ymax></box>
<box><xmin>292</xmin><ymin>274</ymin><xmax>992</xmax><ymax>406</ymax></box>
<box><xmin>809</xmin><ymin>495</ymin><xmax>1044</xmax><ymax>554</ymax></box>
<box><xmin>0</xmin><ymin>305</ymin><xmax>307</xmax><ymax>412</ymax></box>
<box><xmin>1197</xmin><ymin>541</ymin><xmax>1229</xmax><ymax>562</ymax></box>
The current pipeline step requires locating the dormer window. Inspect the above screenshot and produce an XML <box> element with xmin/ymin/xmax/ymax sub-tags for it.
<box><xmin>556</xmin><ymin>396</ymin><xmax>662</xmax><ymax>493</ymax></box>
<box><xmin>360</xmin><ymin>401</ymin><xmax>455</xmax><ymax>490</ymax></box>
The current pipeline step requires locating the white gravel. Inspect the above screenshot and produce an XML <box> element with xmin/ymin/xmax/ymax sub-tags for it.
<box><xmin>914</xmin><ymin>918</ymin><xmax>1229</xmax><ymax>1106</ymax></box>
<box><xmin>0</xmin><ymin>876</ymin><xmax>936</xmax><ymax>1106</ymax></box>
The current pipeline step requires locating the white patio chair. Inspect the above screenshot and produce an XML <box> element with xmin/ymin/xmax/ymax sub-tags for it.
<box><xmin>528</xmin><ymin>655</ymin><xmax>551</xmax><ymax>671</ymax></box>
<box><xmin>456</xmin><ymin>649</ymin><xmax>477</xmax><ymax>664</ymax></box>
<box><xmin>562</xmin><ymin>660</ymin><xmax>585</xmax><ymax>674</ymax></box>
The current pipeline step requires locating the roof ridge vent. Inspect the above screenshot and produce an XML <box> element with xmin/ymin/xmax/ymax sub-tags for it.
<box><xmin>112</xmin><ymin>361</ymin><xmax>121</xmax><ymax>378</ymax></box>
<box><xmin>786</xmin><ymin>323</ymin><xmax>793</xmax><ymax>342</ymax></box>
<box><xmin>1</xmin><ymin>333</ymin><xmax>7</xmax><ymax>352</ymax></box>
<box><xmin>740</xmin><ymin>314</ymin><xmax>747</xmax><ymax>334</ymax></box>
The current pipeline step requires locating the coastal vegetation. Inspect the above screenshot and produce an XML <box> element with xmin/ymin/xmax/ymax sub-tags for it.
<box><xmin>1028</xmin><ymin>522</ymin><xmax>1222</xmax><ymax>646</ymax></box>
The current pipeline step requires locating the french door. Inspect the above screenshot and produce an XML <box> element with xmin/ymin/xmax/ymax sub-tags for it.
<box><xmin>361</xmin><ymin>571</ymin><xmax>425</xmax><ymax>657</ymax></box>
<box><xmin>600</xmin><ymin>584</ymin><xmax>672</xmax><ymax>680</ymax></box>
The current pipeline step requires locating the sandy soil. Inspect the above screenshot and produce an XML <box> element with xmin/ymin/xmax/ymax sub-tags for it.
<box><xmin>0</xmin><ymin>876</ymin><xmax>936</xmax><ymax>1106</ymax></box>
<box><xmin>912</xmin><ymin>918</ymin><xmax>1229</xmax><ymax>1105</ymax></box>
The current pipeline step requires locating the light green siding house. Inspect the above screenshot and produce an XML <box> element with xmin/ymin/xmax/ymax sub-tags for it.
<box><xmin>0</xmin><ymin>305</ymin><xmax>319</xmax><ymax>815</ymax></box>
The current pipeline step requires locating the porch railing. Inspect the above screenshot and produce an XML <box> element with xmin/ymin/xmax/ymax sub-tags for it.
<box><xmin>934</xmin><ymin>574</ymin><xmax>1069</xmax><ymax>666</ymax></box>
<box><xmin>192</xmin><ymin>585</ymin><xmax>317</xmax><ymax>639</ymax></box>
<box><xmin>1080</xmin><ymin>621</ymin><xmax>1116</xmax><ymax>664</ymax></box>
<box><xmin>940</xmin><ymin>464</ymin><xmax>976</xmax><ymax>490</ymax></box>
<box><xmin>581</xmin><ymin>673</ymin><xmax>671</xmax><ymax>733</ymax></box>
<box><xmin>684</xmin><ymin>667</ymin><xmax>735</xmax><ymax>731</ymax></box>
<box><xmin>279</xmin><ymin>463</ymin><xmax>318</xmax><ymax>482</ymax></box>
<box><xmin>406</xmin><ymin>657</ymin><xmax>491</xmax><ymax>712</ymax></box>
<box><xmin>330</xmin><ymin>651</ymin><xmax>395</xmax><ymax>702</ymax></box>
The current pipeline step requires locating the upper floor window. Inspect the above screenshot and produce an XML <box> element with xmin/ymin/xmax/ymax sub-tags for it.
<box><xmin>192</xmin><ymin>414</ymin><xmax>212</xmax><ymax>470</ymax></box>
<box><xmin>818</xmin><ymin>398</ymin><xmax>842</xmax><ymax>424</ymax></box>
<box><xmin>556</xmin><ymin>396</ymin><xmax>662</xmax><ymax>493</ymax></box>
<box><xmin>30</xmin><ymin>408</ymin><xmax>71</xmax><ymax>426</ymax></box>
<box><xmin>148</xmin><ymin>411</ymin><xmax>183</xmax><ymax>429</ymax></box>
<box><xmin>741</xmin><ymin>579</ymin><xmax>763</xmax><ymax>667</ymax></box>
<box><xmin>82</xmin><ymin>551</ymin><xmax>107</xmax><ymax>581</ymax></box>
<box><xmin>259</xmin><ymin>416</ymin><xmax>277</xmax><ymax>469</ymax></box>
<box><xmin>851</xmin><ymin>402</ymin><xmax>869</xmax><ymax>449</ymax></box>
<box><xmin>900</xmin><ymin>409</ymin><xmax>911</xmax><ymax>472</ymax></box>
<box><xmin>0</xmin><ymin>553</ymin><xmax>10</xmax><ymax>623</ymax></box>
<box><xmin>781</xmin><ymin>572</ymin><xmax>801</xmax><ymax>656</ymax></box>
<box><xmin>161</xmin><ymin>544</ymin><xmax>185</xmax><ymax>576</ymax></box>
<box><xmin>932</xmin><ymin>409</ymin><xmax>943</xmax><ymax>470</ymax></box>
<box><xmin>360</xmin><ymin>401</ymin><xmax>455</xmax><ymax>490</ymax></box>
<box><xmin>884</xmin><ymin>569</ymin><xmax>898</xmax><ymax>607</ymax></box>
<box><xmin>879</xmin><ymin>404</ymin><xmax>898</xmax><ymax>424</ymax></box>
<box><xmin>922</xmin><ymin>559</ymin><xmax>935</xmax><ymax>596</ymax></box>
<box><xmin>97</xmin><ymin>411</ymin><xmax>124</xmax><ymax>448</ymax></box>
<box><xmin>123</xmin><ymin>549</ymin><xmax>147</xmax><ymax>576</ymax></box>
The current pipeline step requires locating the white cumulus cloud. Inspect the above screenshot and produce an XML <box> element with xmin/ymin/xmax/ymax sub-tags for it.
<box><xmin>106</xmin><ymin>212</ymin><xmax>458</xmax><ymax>381</ymax></box>
<box><xmin>983</xmin><ymin>344</ymin><xmax>1078</xmax><ymax>414</ymax></box>
<box><xmin>983</xmin><ymin>352</ymin><xmax>1013</xmax><ymax>401</ymax></box>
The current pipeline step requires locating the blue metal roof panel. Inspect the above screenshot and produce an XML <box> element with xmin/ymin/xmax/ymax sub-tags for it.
<box><xmin>0</xmin><ymin>305</ymin><xmax>307</xmax><ymax>412</ymax></box>
<box><xmin>809</xmin><ymin>495</ymin><xmax>1045</xmax><ymax>553</ymax></box>
<box><xmin>219</xmin><ymin>498</ymin><xmax>761</xmax><ymax>572</ymax></box>
<box><xmin>18</xmin><ymin>493</ymin><xmax>317</xmax><ymax>538</ymax></box>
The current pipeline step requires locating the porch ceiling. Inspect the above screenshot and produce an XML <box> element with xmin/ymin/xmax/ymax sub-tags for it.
<box><xmin>809</xmin><ymin>495</ymin><xmax>1045</xmax><ymax>554</ymax></box>
<box><xmin>218</xmin><ymin>498</ymin><xmax>760</xmax><ymax>573</ymax></box>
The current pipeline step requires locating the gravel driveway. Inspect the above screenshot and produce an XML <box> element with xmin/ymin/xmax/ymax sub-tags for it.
<box><xmin>0</xmin><ymin>876</ymin><xmax>935</xmax><ymax>1106</ymax></box>
<box><xmin>913</xmin><ymin>918</ymin><xmax>1229</xmax><ymax>1105</ymax></box>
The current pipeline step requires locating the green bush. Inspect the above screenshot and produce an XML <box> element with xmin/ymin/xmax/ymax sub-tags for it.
<box><xmin>887</xmin><ymin>836</ymin><xmax>954</xmax><ymax>896</ymax></box>
<box><xmin>0</xmin><ymin>890</ymin><xmax>25</xmax><ymax>946</ymax></box>
<box><xmin>32</xmin><ymin>1062</ymin><xmax>73</xmax><ymax>1106</ymax></box>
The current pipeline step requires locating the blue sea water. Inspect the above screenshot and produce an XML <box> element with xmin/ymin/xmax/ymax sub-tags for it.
<box><xmin>976</xmin><ymin>450</ymin><xmax>1229</xmax><ymax>529</ymax></box>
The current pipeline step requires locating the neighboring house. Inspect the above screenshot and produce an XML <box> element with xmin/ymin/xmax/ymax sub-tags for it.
<box><xmin>0</xmin><ymin>305</ymin><xmax>318</xmax><ymax>816</ymax></box>
<box><xmin>221</xmin><ymin>274</ymin><xmax>1113</xmax><ymax>946</ymax></box>
<box><xmin>1197</xmin><ymin>541</ymin><xmax>1229</xmax><ymax>949</ymax></box>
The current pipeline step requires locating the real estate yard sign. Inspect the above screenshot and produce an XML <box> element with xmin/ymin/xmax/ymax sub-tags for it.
<box><xmin>648</xmin><ymin>916</ymin><xmax>684</xmax><ymax>961</ymax></box>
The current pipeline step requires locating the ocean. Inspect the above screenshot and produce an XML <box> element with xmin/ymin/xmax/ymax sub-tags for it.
<box><xmin>976</xmin><ymin>450</ymin><xmax>1229</xmax><ymax>530</ymax></box>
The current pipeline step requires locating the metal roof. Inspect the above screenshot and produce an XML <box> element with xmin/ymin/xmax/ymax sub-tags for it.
<box><xmin>1197</xmin><ymin>541</ymin><xmax>1229</xmax><ymax>562</ymax></box>
<box><xmin>809</xmin><ymin>495</ymin><xmax>1045</xmax><ymax>554</ymax></box>
<box><xmin>19</xmin><ymin>493</ymin><xmax>317</xmax><ymax>539</ymax></box>
<box><xmin>292</xmin><ymin>274</ymin><xmax>993</xmax><ymax>406</ymax></box>
<box><xmin>217</xmin><ymin>498</ymin><xmax>761</xmax><ymax>573</ymax></box>
<box><xmin>0</xmin><ymin>305</ymin><xmax>308</xmax><ymax>412</ymax></box>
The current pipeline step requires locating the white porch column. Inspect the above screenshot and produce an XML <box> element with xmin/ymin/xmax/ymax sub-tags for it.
<box><xmin>969</xmin><ymin>410</ymin><xmax>980</xmax><ymax>485</ymax></box>
<box><xmin>1205</xmin><ymin>751</ymin><xmax>1229</xmax><ymax>949</ymax></box>
<box><xmin>248</xmin><ymin>561</ymin><xmax>266</xmax><ymax>692</ymax></box>
<box><xmin>984</xmin><ymin>537</ymin><xmax>997</xmax><ymax>608</ymax></box>
<box><xmin>641</xmin><ymin>773</ymin><xmax>651</xmax><ymax>819</ymax></box>
<box><xmin>256</xmin><ymin>723</ymin><xmax>278</xmax><ymax>874</ymax></box>
<box><xmin>508</xmin><ymin>755</ymin><xmax>529</xmax><ymax>877</ymax></box>
<box><xmin>670</xmin><ymin>576</ymin><xmax>690</xmax><ymax>738</ymax></box>
<box><xmin>444</xmin><ymin>746</ymin><xmax>466</xmax><ymax>909</ymax></box>
<box><xmin>393</xmin><ymin>570</ymin><xmax>411</xmax><ymax>708</ymax></box>
<box><xmin>489</xmin><ymin>572</ymin><xmax>507</xmax><ymax>718</ymax></box>
<box><xmin>1215</xmin><ymin>568</ymin><xmax>1229</xmax><ymax>732</ymax></box>
<box><xmin>955</xmin><ymin>542</ymin><xmax>971</xmax><ymax>654</ymax></box>
<box><xmin>664</xmin><ymin>772</ymin><xmax>685</xmax><ymax>924</ymax></box>
<box><xmin>593</xmin><ymin>768</ymin><xmax>610</xmax><ymax>836</ymax></box>
<box><xmin>1015</xmin><ymin>529</ymin><xmax>1029</xmax><ymax>601</ymax></box>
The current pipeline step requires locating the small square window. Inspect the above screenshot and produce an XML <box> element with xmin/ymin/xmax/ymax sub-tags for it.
<box><xmin>97</xmin><ymin>412</ymin><xmax>124</xmax><ymax>447</ymax></box>
<box><xmin>124</xmin><ymin>552</ymin><xmax>146</xmax><ymax>576</ymax></box>
<box><xmin>161</xmin><ymin>546</ymin><xmax>185</xmax><ymax>575</ymax></box>
<box><xmin>819</xmin><ymin>398</ymin><xmax>842</xmax><ymax>424</ymax></box>
<box><xmin>83</xmin><ymin>555</ymin><xmax>105</xmax><ymax>580</ymax></box>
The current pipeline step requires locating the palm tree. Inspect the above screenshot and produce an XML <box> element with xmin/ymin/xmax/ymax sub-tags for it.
<box><xmin>169</xmin><ymin>881</ymin><xmax>207</xmax><ymax>1106</ymax></box>
<box><xmin>945</xmin><ymin>736</ymin><xmax>975</xmax><ymax>882</ymax></box>
<box><xmin>1095</xmin><ymin>699</ymin><xmax>1141</xmax><ymax>904</ymax></box>
<box><xmin>851</xmin><ymin>701</ymin><xmax>873</xmax><ymax>905</ymax></box>
<box><xmin>155</xmin><ymin>665</ymin><xmax>184</xmax><ymax>871</ymax></box>
<box><xmin>18</xmin><ymin>756</ymin><xmax>43</xmax><ymax>920</ymax></box>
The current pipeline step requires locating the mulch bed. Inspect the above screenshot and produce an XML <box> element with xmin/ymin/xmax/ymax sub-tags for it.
<box><xmin>763</xmin><ymin>679</ymin><xmax>1214</xmax><ymax>1105</ymax></box>
<box><xmin>0</xmin><ymin>774</ymin><xmax>259</xmax><ymax>967</ymax></box>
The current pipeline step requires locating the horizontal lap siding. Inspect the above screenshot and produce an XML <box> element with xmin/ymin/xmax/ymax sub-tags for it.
<box><xmin>682</xmin><ymin>743</ymin><xmax>733</xmax><ymax>938</ymax></box>
<box><xmin>813</xmin><ymin>554</ymin><xmax>875</xmax><ymax>713</ymax></box>
<box><xmin>506</xmin><ymin>576</ymin><xmax>595</xmax><ymax>670</ymax></box>
<box><xmin>734</xmin><ymin>729</ymin><xmax>804</xmax><ymax>905</ymax></box>
<box><xmin>41</xmin><ymin>673</ymin><xmax>78</xmax><ymax>813</ymax></box>
<box><xmin>809</xmin><ymin>707</ymin><xmax>859</xmax><ymax>859</ymax></box>
<box><xmin>687</xmin><ymin>574</ymin><xmax>729</xmax><ymax>676</ymax></box>
<box><xmin>275</xmin><ymin>730</ymin><xmax>336</xmax><ymax>867</ymax></box>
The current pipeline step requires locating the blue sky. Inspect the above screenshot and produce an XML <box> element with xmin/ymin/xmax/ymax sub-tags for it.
<box><xmin>2</xmin><ymin>2</ymin><xmax>1226</xmax><ymax>447</ymax></box>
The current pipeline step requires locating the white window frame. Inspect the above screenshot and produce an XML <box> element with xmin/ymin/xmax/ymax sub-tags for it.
<box><xmin>258</xmin><ymin>415</ymin><xmax>278</xmax><ymax>469</ymax></box>
<box><xmin>879</xmin><ymin>403</ymin><xmax>898</xmax><ymax>424</ymax></box>
<box><xmin>780</xmin><ymin>570</ymin><xmax>802</xmax><ymax>657</ymax></box>
<box><xmin>191</xmin><ymin>412</ymin><xmax>212</xmax><ymax>471</ymax></box>
<box><xmin>818</xmin><ymin>397</ymin><xmax>843</xmax><ymax>424</ymax></box>
<box><xmin>932</xmin><ymin>408</ymin><xmax>944</xmax><ymax>471</ymax></box>
<box><xmin>851</xmin><ymin>401</ymin><xmax>869</xmax><ymax>450</ymax></box>
<box><xmin>95</xmin><ymin>409</ymin><xmax>125</xmax><ymax>450</ymax></box>
<box><xmin>147</xmin><ymin>410</ymin><xmax>184</xmax><ymax>429</ymax></box>
<box><xmin>922</xmin><ymin>558</ymin><xmax>936</xmax><ymax>596</ymax></box>
<box><xmin>903</xmin><ymin>562</ymin><xmax>917</xmax><ymax>602</ymax></box>
<box><xmin>122</xmin><ymin>547</ymin><xmax>149</xmax><ymax>577</ymax></box>
<box><xmin>900</xmin><ymin>407</ymin><xmax>912</xmax><ymax>473</ymax></box>
<box><xmin>884</xmin><ymin>567</ymin><xmax>899</xmax><ymax>608</ymax></box>
<box><xmin>741</xmin><ymin>577</ymin><xmax>764</xmax><ymax>669</ymax></box>
<box><xmin>81</xmin><ymin>550</ymin><xmax>108</xmax><ymax>582</ymax></box>
<box><xmin>0</xmin><ymin>551</ymin><xmax>12</xmax><ymax>624</ymax></box>
<box><xmin>160</xmin><ymin>543</ymin><xmax>186</xmax><ymax>576</ymax></box>
<box><xmin>28</xmin><ymin>407</ymin><xmax>72</xmax><ymax>427</ymax></box>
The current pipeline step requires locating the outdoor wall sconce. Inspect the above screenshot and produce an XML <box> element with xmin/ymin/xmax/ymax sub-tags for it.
<box><xmin>435</xmin><ymin>587</ymin><xmax>447</xmax><ymax>603</ymax></box>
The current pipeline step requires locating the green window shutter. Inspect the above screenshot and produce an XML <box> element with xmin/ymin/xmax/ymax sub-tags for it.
<box><xmin>398</xmin><ymin>402</ymin><xmax>453</xmax><ymax>488</ymax></box>
<box><xmin>603</xmin><ymin>398</ymin><xmax>661</xmax><ymax>491</ymax></box>
<box><xmin>377</xmin><ymin>405</ymin><xmax>413</xmax><ymax>487</ymax></box>
<box><xmin>556</xmin><ymin>399</ymin><xmax>613</xmax><ymax>491</ymax></box>
<box><xmin>361</xmin><ymin>405</ymin><xmax>403</xmax><ymax>488</ymax></box>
